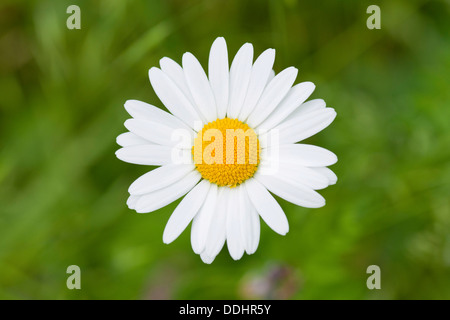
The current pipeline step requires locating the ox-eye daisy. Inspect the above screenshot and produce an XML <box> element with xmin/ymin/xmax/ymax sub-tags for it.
<box><xmin>116</xmin><ymin>37</ymin><xmax>337</xmax><ymax>264</ymax></box>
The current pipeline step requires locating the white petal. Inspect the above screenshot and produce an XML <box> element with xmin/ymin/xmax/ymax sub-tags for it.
<box><xmin>163</xmin><ymin>180</ymin><xmax>211</xmax><ymax>244</ymax></box>
<box><xmin>148</xmin><ymin>67</ymin><xmax>203</xmax><ymax>129</ymax></box>
<box><xmin>267</xmin><ymin>69</ymin><xmax>275</xmax><ymax>83</ymax></box>
<box><xmin>238</xmin><ymin>186</ymin><xmax>260</xmax><ymax>255</ymax></box>
<box><xmin>311</xmin><ymin>167</ymin><xmax>337</xmax><ymax>185</ymax></box>
<box><xmin>260</xmin><ymin>159</ymin><xmax>329</xmax><ymax>190</ymax></box>
<box><xmin>115</xmin><ymin>145</ymin><xmax>173</xmax><ymax>166</ymax></box>
<box><xmin>126</xmin><ymin>195</ymin><xmax>140</xmax><ymax>209</ymax></box>
<box><xmin>275</xmin><ymin>108</ymin><xmax>336</xmax><ymax>145</ymax></box>
<box><xmin>116</xmin><ymin>132</ymin><xmax>150</xmax><ymax>147</ymax></box>
<box><xmin>128</xmin><ymin>164</ymin><xmax>195</xmax><ymax>195</ymax></box>
<box><xmin>265</xmin><ymin>144</ymin><xmax>337</xmax><ymax>167</ymax></box>
<box><xmin>289</xmin><ymin>98</ymin><xmax>326</xmax><ymax>118</ymax></box>
<box><xmin>226</xmin><ymin>186</ymin><xmax>245</xmax><ymax>260</ymax></box>
<box><xmin>124</xmin><ymin>119</ymin><xmax>181</xmax><ymax>147</ymax></box>
<box><xmin>244</xmin><ymin>178</ymin><xmax>289</xmax><ymax>235</ymax></box>
<box><xmin>201</xmin><ymin>188</ymin><xmax>228</xmax><ymax>261</ymax></box>
<box><xmin>159</xmin><ymin>57</ymin><xmax>197</xmax><ymax>107</ymax></box>
<box><xmin>255</xmin><ymin>172</ymin><xmax>325</xmax><ymax>208</ymax></box>
<box><xmin>248</xmin><ymin>205</ymin><xmax>260</xmax><ymax>254</ymax></box>
<box><xmin>238</xmin><ymin>48</ymin><xmax>276</xmax><ymax>121</ymax></box>
<box><xmin>124</xmin><ymin>100</ymin><xmax>191</xmax><ymax>133</ymax></box>
<box><xmin>257</xmin><ymin>82</ymin><xmax>315</xmax><ymax>130</ymax></box>
<box><xmin>208</xmin><ymin>37</ymin><xmax>229</xmax><ymax>119</ymax></box>
<box><xmin>183</xmin><ymin>52</ymin><xmax>217</xmax><ymax>122</ymax></box>
<box><xmin>227</xmin><ymin>43</ymin><xmax>253</xmax><ymax>118</ymax></box>
<box><xmin>191</xmin><ymin>183</ymin><xmax>218</xmax><ymax>254</ymax></box>
<box><xmin>200</xmin><ymin>252</ymin><xmax>215</xmax><ymax>264</ymax></box>
<box><xmin>134</xmin><ymin>171</ymin><xmax>201</xmax><ymax>213</ymax></box>
<box><xmin>246</xmin><ymin>67</ymin><xmax>298</xmax><ymax>128</ymax></box>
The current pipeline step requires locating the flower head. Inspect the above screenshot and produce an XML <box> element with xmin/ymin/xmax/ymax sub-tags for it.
<box><xmin>116</xmin><ymin>37</ymin><xmax>337</xmax><ymax>263</ymax></box>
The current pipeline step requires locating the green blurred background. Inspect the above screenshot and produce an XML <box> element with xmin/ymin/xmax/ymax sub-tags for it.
<box><xmin>1</xmin><ymin>0</ymin><xmax>449</xmax><ymax>299</ymax></box>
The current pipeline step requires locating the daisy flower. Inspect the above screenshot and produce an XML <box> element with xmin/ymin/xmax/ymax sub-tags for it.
<box><xmin>116</xmin><ymin>37</ymin><xmax>337</xmax><ymax>264</ymax></box>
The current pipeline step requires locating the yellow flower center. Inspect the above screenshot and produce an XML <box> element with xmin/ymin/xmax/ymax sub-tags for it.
<box><xmin>192</xmin><ymin>118</ymin><xmax>260</xmax><ymax>188</ymax></box>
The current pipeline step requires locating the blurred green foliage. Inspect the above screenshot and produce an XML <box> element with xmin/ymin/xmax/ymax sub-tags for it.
<box><xmin>0</xmin><ymin>0</ymin><xmax>449</xmax><ymax>299</ymax></box>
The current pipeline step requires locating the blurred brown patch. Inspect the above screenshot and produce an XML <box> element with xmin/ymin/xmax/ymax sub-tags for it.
<box><xmin>141</xmin><ymin>263</ymin><xmax>178</xmax><ymax>300</ymax></box>
<box><xmin>239</xmin><ymin>262</ymin><xmax>302</xmax><ymax>299</ymax></box>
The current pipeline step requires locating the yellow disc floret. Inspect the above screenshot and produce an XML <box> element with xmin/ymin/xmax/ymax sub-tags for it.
<box><xmin>192</xmin><ymin>118</ymin><xmax>260</xmax><ymax>188</ymax></box>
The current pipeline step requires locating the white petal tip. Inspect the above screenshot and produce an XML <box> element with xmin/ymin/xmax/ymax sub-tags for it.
<box><xmin>123</xmin><ymin>100</ymin><xmax>136</xmax><ymax>114</ymax></box>
<box><xmin>313</xmin><ymin>200</ymin><xmax>326</xmax><ymax>208</ymax></box>
<box><xmin>123</xmin><ymin>118</ymin><xmax>132</xmax><ymax>128</ymax></box>
<box><xmin>263</xmin><ymin>48</ymin><xmax>275</xmax><ymax>55</ymax></box>
<box><xmin>182</xmin><ymin>52</ymin><xmax>194</xmax><ymax>61</ymax></box>
<box><xmin>289</xmin><ymin>67</ymin><xmax>299</xmax><ymax>75</ymax></box>
<box><xmin>246</xmin><ymin>247</ymin><xmax>258</xmax><ymax>255</ymax></box>
<box><xmin>329</xmin><ymin>108</ymin><xmax>337</xmax><ymax>116</ymax></box>
<box><xmin>159</xmin><ymin>57</ymin><xmax>170</xmax><ymax>65</ymax></box>
<box><xmin>241</xmin><ymin>43</ymin><xmax>254</xmax><ymax>51</ymax></box>
<box><xmin>305</xmin><ymin>81</ymin><xmax>316</xmax><ymax>90</ymax></box>
<box><xmin>162</xmin><ymin>236</ymin><xmax>173</xmax><ymax>245</ymax></box>
<box><xmin>230</xmin><ymin>253</ymin><xmax>244</xmax><ymax>261</ymax></box>
<box><xmin>192</xmin><ymin>247</ymin><xmax>202</xmax><ymax>255</ymax></box>
<box><xmin>279</xmin><ymin>227</ymin><xmax>289</xmax><ymax>236</ymax></box>
<box><xmin>148</xmin><ymin>67</ymin><xmax>160</xmax><ymax>79</ymax></box>
<box><xmin>272</xmin><ymin>225</ymin><xmax>289</xmax><ymax>236</ymax></box>
<box><xmin>228</xmin><ymin>244</ymin><xmax>245</xmax><ymax>261</ymax></box>
<box><xmin>330</xmin><ymin>154</ymin><xmax>338</xmax><ymax>165</ymax></box>
<box><xmin>213</xmin><ymin>37</ymin><xmax>226</xmax><ymax>44</ymax></box>
<box><xmin>200</xmin><ymin>253</ymin><xmax>215</xmax><ymax>264</ymax></box>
